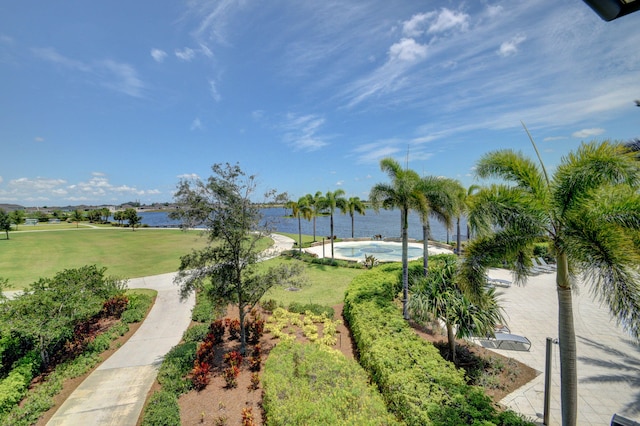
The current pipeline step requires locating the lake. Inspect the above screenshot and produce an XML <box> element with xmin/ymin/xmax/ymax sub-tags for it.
<box><xmin>139</xmin><ymin>208</ymin><xmax>468</xmax><ymax>243</ymax></box>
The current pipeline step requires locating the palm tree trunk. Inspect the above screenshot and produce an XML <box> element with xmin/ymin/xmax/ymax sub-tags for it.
<box><xmin>422</xmin><ymin>222</ymin><xmax>430</xmax><ymax>277</ymax></box>
<box><xmin>446</xmin><ymin>322</ymin><xmax>456</xmax><ymax>364</ymax></box>
<box><xmin>402</xmin><ymin>207</ymin><xmax>409</xmax><ymax>320</ymax></box>
<box><xmin>313</xmin><ymin>216</ymin><xmax>317</xmax><ymax>242</ymax></box>
<box><xmin>351</xmin><ymin>213</ymin><xmax>355</xmax><ymax>238</ymax></box>
<box><xmin>330</xmin><ymin>212</ymin><xmax>335</xmax><ymax>259</ymax></box>
<box><xmin>456</xmin><ymin>217</ymin><xmax>461</xmax><ymax>255</ymax></box>
<box><xmin>556</xmin><ymin>251</ymin><xmax>577</xmax><ymax>426</ymax></box>
<box><xmin>297</xmin><ymin>215</ymin><xmax>302</xmax><ymax>253</ymax></box>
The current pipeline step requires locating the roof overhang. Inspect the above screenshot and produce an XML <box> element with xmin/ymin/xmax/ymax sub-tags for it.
<box><xmin>583</xmin><ymin>0</ymin><xmax>640</xmax><ymax>21</ymax></box>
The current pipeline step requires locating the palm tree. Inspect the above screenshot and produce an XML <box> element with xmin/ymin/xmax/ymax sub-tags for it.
<box><xmin>71</xmin><ymin>209</ymin><xmax>84</xmax><ymax>228</ymax></box>
<box><xmin>319</xmin><ymin>189</ymin><xmax>347</xmax><ymax>259</ymax></box>
<box><xmin>459</xmin><ymin>140</ymin><xmax>640</xmax><ymax>426</ymax></box>
<box><xmin>370</xmin><ymin>158</ymin><xmax>427</xmax><ymax>320</ymax></box>
<box><xmin>345</xmin><ymin>196</ymin><xmax>366</xmax><ymax>238</ymax></box>
<box><xmin>410</xmin><ymin>255</ymin><xmax>503</xmax><ymax>364</ymax></box>
<box><xmin>464</xmin><ymin>185</ymin><xmax>481</xmax><ymax>242</ymax></box>
<box><xmin>417</xmin><ymin>176</ymin><xmax>459</xmax><ymax>276</ymax></box>
<box><xmin>305</xmin><ymin>191</ymin><xmax>324</xmax><ymax>242</ymax></box>
<box><xmin>286</xmin><ymin>197</ymin><xmax>312</xmax><ymax>253</ymax></box>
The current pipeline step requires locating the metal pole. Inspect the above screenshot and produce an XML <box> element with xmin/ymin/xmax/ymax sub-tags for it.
<box><xmin>322</xmin><ymin>238</ymin><xmax>325</xmax><ymax>258</ymax></box>
<box><xmin>544</xmin><ymin>337</ymin><xmax>553</xmax><ymax>425</ymax></box>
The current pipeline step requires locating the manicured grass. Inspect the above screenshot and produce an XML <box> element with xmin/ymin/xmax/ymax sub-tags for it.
<box><xmin>0</xmin><ymin>229</ymin><xmax>210</xmax><ymax>290</ymax></box>
<box><xmin>277</xmin><ymin>232</ymin><xmax>324</xmax><ymax>248</ymax></box>
<box><xmin>259</xmin><ymin>257</ymin><xmax>365</xmax><ymax>307</ymax></box>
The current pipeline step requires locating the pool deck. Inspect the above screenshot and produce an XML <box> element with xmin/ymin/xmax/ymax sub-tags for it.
<box><xmin>304</xmin><ymin>239</ymin><xmax>453</xmax><ymax>262</ymax></box>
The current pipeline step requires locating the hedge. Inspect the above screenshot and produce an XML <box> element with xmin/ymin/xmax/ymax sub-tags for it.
<box><xmin>263</xmin><ymin>340</ymin><xmax>399</xmax><ymax>425</ymax></box>
<box><xmin>343</xmin><ymin>263</ymin><xmax>532</xmax><ymax>426</ymax></box>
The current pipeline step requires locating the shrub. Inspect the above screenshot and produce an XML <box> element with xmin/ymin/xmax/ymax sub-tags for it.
<box><xmin>182</xmin><ymin>323</ymin><xmax>209</xmax><ymax>343</ymax></box>
<box><xmin>0</xmin><ymin>355</ymin><xmax>36</xmax><ymax>416</ymax></box>
<box><xmin>101</xmin><ymin>294</ymin><xmax>129</xmax><ymax>317</ymax></box>
<box><xmin>262</xmin><ymin>341</ymin><xmax>397</xmax><ymax>425</ymax></box>
<box><xmin>120</xmin><ymin>292</ymin><xmax>153</xmax><ymax>324</ymax></box>
<box><xmin>241</xmin><ymin>407</ymin><xmax>256</xmax><ymax>426</ymax></box>
<box><xmin>287</xmin><ymin>302</ymin><xmax>334</xmax><ymax>318</ymax></box>
<box><xmin>223</xmin><ymin>366</ymin><xmax>240</xmax><ymax>388</ymax></box>
<box><xmin>343</xmin><ymin>264</ymin><xmax>533</xmax><ymax>426</ymax></box>
<box><xmin>190</xmin><ymin>360</ymin><xmax>211</xmax><ymax>391</ymax></box>
<box><xmin>209</xmin><ymin>319</ymin><xmax>225</xmax><ymax>344</ymax></box>
<box><xmin>247</xmin><ymin>317</ymin><xmax>265</xmax><ymax>343</ymax></box>
<box><xmin>157</xmin><ymin>342</ymin><xmax>196</xmax><ymax>395</ymax></box>
<box><xmin>141</xmin><ymin>390</ymin><xmax>181</xmax><ymax>426</ymax></box>
<box><xmin>223</xmin><ymin>351</ymin><xmax>243</xmax><ymax>368</ymax></box>
<box><xmin>227</xmin><ymin>319</ymin><xmax>241</xmax><ymax>340</ymax></box>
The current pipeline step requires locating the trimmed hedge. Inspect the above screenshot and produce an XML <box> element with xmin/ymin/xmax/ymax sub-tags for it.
<box><xmin>140</xmin><ymin>390</ymin><xmax>180</xmax><ymax>426</ymax></box>
<box><xmin>263</xmin><ymin>340</ymin><xmax>399</xmax><ymax>425</ymax></box>
<box><xmin>343</xmin><ymin>263</ymin><xmax>532</xmax><ymax>426</ymax></box>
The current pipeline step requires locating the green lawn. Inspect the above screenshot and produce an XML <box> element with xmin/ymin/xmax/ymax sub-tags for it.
<box><xmin>259</xmin><ymin>257</ymin><xmax>366</xmax><ymax>307</ymax></box>
<box><xmin>0</xmin><ymin>228</ymin><xmax>212</xmax><ymax>290</ymax></box>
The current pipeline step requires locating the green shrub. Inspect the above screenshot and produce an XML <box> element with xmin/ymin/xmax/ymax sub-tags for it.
<box><xmin>120</xmin><ymin>292</ymin><xmax>153</xmax><ymax>324</ymax></box>
<box><xmin>287</xmin><ymin>302</ymin><xmax>334</xmax><ymax>318</ymax></box>
<box><xmin>182</xmin><ymin>324</ymin><xmax>209</xmax><ymax>343</ymax></box>
<box><xmin>263</xmin><ymin>341</ymin><xmax>398</xmax><ymax>425</ymax></box>
<box><xmin>156</xmin><ymin>342</ymin><xmax>196</xmax><ymax>395</ymax></box>
<box><xmin>141</xmin><ymin>390</ymin><xmax>180</xmax><ymax>426</ymax></box>
<box><xmin>343</xmin><ymin>264</ymin><xmax>533</xmax><ymax>426</ymax></box>
<box><xmin>87</xmin><ymin>333</ymin><xmax>111</xmax><ymax>353</ymax></box>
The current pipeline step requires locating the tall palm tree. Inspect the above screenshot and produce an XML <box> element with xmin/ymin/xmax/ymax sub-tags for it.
<box><xmin>286</xmin><ymin>197</ymin><xmax>312</xmax><ymax>253</ymax></box>
<box><xmin>305</xmin><ymin>191</ymin><xmax>324</xmax><ymax>242</ymax></box>
<box><xmin>370</xmin><ymin>158</ymin><xmax>427</xmax><ymax>320</ymax></box>
<box><xmin>345</xmin><ymin>196</ymin><xmax>366</xmax><ymax>238</ymax></box>
<box><xmin>459</xmin><ymin>140</ymin><xmax>640</xmax><ymax>426</ymax></box>
<box><xmin>319</xmin><ymin>189</ymin><xmax>347</xmax><ymax>259</ymax></box>
<box><xmin>417</xmin><ymin>176</ymin><xmax>459</xmax><ymax>276</ymax></box>
<box><xmin>464</xmin><ymin>184</ymin><xmax>481</xmax><ymax>241</ymax></box>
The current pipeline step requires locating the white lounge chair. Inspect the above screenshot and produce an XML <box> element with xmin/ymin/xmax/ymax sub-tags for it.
<box><xmin>536</xmin><ymin>257</ymin><xmax>556</xmax><ymax>271</ymax></box>
<box><xmin>486</xmin><ymin>276</ymin><xmax>512</xmax><ymax>287</ymax></box>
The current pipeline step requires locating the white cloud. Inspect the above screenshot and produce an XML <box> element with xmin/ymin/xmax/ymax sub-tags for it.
<box><xmin>150</xmin><ymin>48</ymin><xmax>167</xmax><ymax>63</ymax></box>
<box><xmin>402</xmin><ymin>12</ymin><xmax>433</xmax><ymax>37</ymax></box>
<box><xmin>34</xmin><ymin>136</ymin><xmax>45</xmax><ymax>142</ymax></box>
<box><xmin>427</xmin><ymin>8</ymin><xmax>469</xmax><ymax>34</ymax></box>
<box><xmin>32</xmin><ymin>48</ymin><xmax>143</xmax><ymax>97</ymax></box>
<box><xmin>282</xmin><ymin>113</ymin><xmax>329</xmax><ymax>151</ymax></box>
<box><xmin>0</xmin><ymin>176</ymin><xmax>3</xmax><ymax>184</ymax></box>
<box><xmin>572</xmin><ymin>128</ymin><xmax>605</xmax><ymax>138</ymax></box>
<box><xmin>389</xmin><ymin>38</ymin><xmax>428</xmax><ymax>63</ymax></box>
<box><xmin>177</xmin><ymin>173</ymin><xmax>200</xmax><ymax>180</ymax></box>
<box><xmin>209</xmin><ymin>80</ymin><xmax>221</xmax><ymax>102</ymax></box>
<box><xmin>497</xmin><ymin>34</ymin><xmax>527</xmax><ymax>57</ymax></box>
<box><xmin>543</xmin><ymin>136</ymin><xmax>568</xmax><ymax>142</ymax></box>
<box><xmin>175</xmin><ymin>47</ymin><xmax>196</xmax><ymax>61</ymax></box>
<box><xmin>190</xmin><ymin>117</ymin><xmax>203</xmax><ymax>131</ymax></box>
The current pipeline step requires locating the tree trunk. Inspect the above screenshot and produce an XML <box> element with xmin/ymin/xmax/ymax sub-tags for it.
<box><xmin>446</xmin><ymin>322</ymin><xmax>456</xmax><ymax>364</ymax></box>
<box><xmin>297</xmin><ymin>215</ymin><xmax>302</xmax><ymax>253</ymax></box>
<box><xmin>456</xmin><ymin>217</ymin><xmax>461</xmax><ymax>255</ymax></box>
<box><xmin>556</xmin><ymin>251</ymin><xmax>577</xmax><ymax>426</ymax></box>
<box><xmin>351</xmin><ymin>213</ymin><xmax>355</xmax><ymax>238</ymax></box>
<box><xmin>422</xmin><ymin>222</ymin><xmax>430</xmax><ymax>277</ymax></box>
<box><xmin>402</xmin><ymin>207</ymin><xmax>409</xmax><ymax>320</ymax></box>
<box><xmin>313</xmin><ymin>216</ymin><xmax>317</xmax><ymax>242</ymax></box>
<box><xmin>330</xmin><ymin>212</ymin><xmax>334</xmax><ymax>259</ymax></box>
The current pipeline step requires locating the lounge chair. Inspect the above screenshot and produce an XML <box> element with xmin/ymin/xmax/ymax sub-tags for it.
<box><xmin>490</xmin><ymin>332</ymin><xmax>532</xmax><ymax>351</ymax></box>
<box><xmin>530</xmin><ymin>259</ymin><xmax>553</xmax><ymax>274</ymax></box>
<box><xmin>486</xmin><ymin>276</ymin><xmax>512</xmax><ymax>287</ymax></box>
<box><xmin>536</xmin><ymin>257</ymin><xmax>556</xmax><ymax>271</ymax></box>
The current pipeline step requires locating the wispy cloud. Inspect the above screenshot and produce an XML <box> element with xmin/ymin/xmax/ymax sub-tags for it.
<box><xmin>497</xmin><ymin>34</ymin><xmax>526</xmax><ymax>57</ymax></box>
<box><xmin>175</xmin><ymin>47</ymin><xmax>196</xmax><ymax>61</ymax></box>
<box><xmin>572</xmin><ymin>128</ymin><xmax>605</xmax><ymax>139</ymax></box>
<box><xmin>282</xmin><ymin>113</ymin><xmax>329</xmax><ymax>151</ymax></box>
<box><xmin>209</xmin><ymin>79</ymin><xmax>221</xmax><ymax>102</ymax></box>
<box><xmin>177</xmin><ymin>173</ymin><xmax>200</xmax><ymax>180</ymax></box>
<box><xmin>151</xmin><ymin>48</ymin><xmax>167</xmax><ymax>63</ymax></box>
<box><xmin>190</xmin><ymin>117</ymin><xmax>203</xmax><ymax>131</ymax></box>
<box><xmin>32</xmin><ymin>47</ymin><xmax>144</xmax><ymax>97</ymax></box>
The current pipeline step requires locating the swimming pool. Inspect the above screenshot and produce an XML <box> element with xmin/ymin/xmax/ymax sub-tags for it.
<box><xmin>331</xmin><ymin>241</ymin><xmax>424</xmax><ymax>262</ymax></box>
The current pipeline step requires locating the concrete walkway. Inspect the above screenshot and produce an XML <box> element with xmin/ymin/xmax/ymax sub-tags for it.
<box><xmin>45</xmin><ymin>234</ymin><xmax>294</xmax><ymax>426</ymax></box>
<box><xmin>475</xmin><ymin>268</ymin><xmax>640</xmax><ymax>425</ymax></box>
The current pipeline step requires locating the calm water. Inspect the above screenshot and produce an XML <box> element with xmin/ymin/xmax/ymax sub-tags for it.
<box><xmin>139</xmin><ymin>208</ymin><xmax>468</xmax><ymax>243</ymax></box>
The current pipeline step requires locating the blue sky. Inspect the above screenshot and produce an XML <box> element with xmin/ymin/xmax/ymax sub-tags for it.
<box><xmin>1</xmin><ymin>1</ymin><xmax>639</xmax><ymax>207</ymax></box>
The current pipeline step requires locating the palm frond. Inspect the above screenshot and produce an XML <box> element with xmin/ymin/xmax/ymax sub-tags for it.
<box><xmin>476</xmin><ymin>149</ymin><xmax>548</xmax><ymax>199</ymax></box>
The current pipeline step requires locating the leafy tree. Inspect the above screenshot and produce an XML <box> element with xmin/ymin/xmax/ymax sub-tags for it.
<box><xmin>70</xmin><ymin>209</ymin><xmax>84</xmax><ymax>228</ymax></box>
<box><xmin>0</xmin><ymin>209</ymin><xmax>11</xmax><ymax>239</ymax></box>
<box><xmin>417</xmin><ymin>176</ymin><xmax>459</xmax><ymax>276</ymax></box>
<box><xmin>410</xmin><ymin>255</ymin><xmax>503</xmax><ymax>364</ymax></box>
<box><xmin>369</xmin><ymin>158</ymin><xmax>427</xmax><ymax>320</ymax></box>
<box><xmin>87</xmin><ymin>209</ymin><xmax>101</xmax><ymax>223</ymax></box>
<box><xmin>345</xmin><ymin>196</ymin><xmax>366</xmax><ymax>238</ymax></box>
<box><xmin>9</xmin><ymin>210</ymin><xmax>25</xmax><ymax>231</ymax></box>
<box><xmin>460</xmin><ymin>140</ymin><xmax>640</xmax><ymax>426</ymax></box>
<box><xmin>124</xmin><ymin>208</ymin><xmax>141</xmax><ymax>231</ymax></box>
<box><xmin>170</xmin><ymin>163</ymin><xmax>306</xmax><ymax>354</ymax></box>
<box><xmin>100</xmin><ymin>207</ymin><xmax>111</xmax><ymax>223</ymax></box>
<box><xmin>0</xmin><ymin>265</ymin><xmax>126</xmax><ymax>366</ymax></box>
<box><xmin>318</xmin><ymin>190</ymin><xmax>347</xmax><ymax>259</ymax></box>
<box><xmin>113</xmin><ymin>210</ymin><xmax>125</xmax><ymax>226</ymax></box>
<box><xmin>304</xmin><ymin>191</ymin><xmax>324</xmax><ymax>242</ymax></box>
<box><xmin>286</xmin><ymin>197</ymin><xmax>312</xmax><ymax>253</ymax></box>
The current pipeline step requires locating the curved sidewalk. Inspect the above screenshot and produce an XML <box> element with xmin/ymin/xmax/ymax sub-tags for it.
<box><xmin>46</xmin><ymin>234</ymin><xmax>294</xmax><ymax>426</ymax></box>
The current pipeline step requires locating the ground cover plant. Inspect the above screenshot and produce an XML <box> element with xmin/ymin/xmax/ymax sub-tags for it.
<box><xmin>343</xmin><ymin>263</ymin><xmax>533</xmax><ymax>426</ymax></box>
